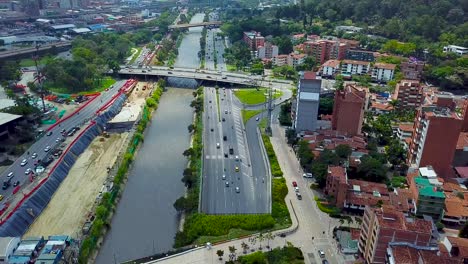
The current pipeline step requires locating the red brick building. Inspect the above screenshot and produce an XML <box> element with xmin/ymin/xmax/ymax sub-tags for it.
<box><xmin>332</xmin><ymin>84</ymin><xmax>368</xmax><ymax>136</ymax></box>
<box><xmin>303</xmin><ymin>40</ymin><xmax>347</xmax><ymax>64</ymax></box>
<box><xmin>243</xmin><ymin>31</ymin><xmax>265</xmax><ymax>51</ymax></box>
<box><xmin>358</xmin><ymin>205</ymin><xmax>434</xmax><ymax>264</ymax></box>
<box><xmin>407</xmin><ymin>104</ymin><xmax>463</xmax><ymax>177</ymax></box>
<box><xmin>393</xmin><ymin>80</ymin><xmax>424</xmax><ymax>110</ymax></box>
<box><xmin>401</xmin><ymin>60</ymin><xmax>425</xmax><ymax>80</ymax></box>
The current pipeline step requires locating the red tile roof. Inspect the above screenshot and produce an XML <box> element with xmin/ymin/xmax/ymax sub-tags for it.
<box><xmin>328</xmin><ymin>166</ymin><xmax>346</xmax><ymax>178</ymax></box>
<box><xmin>455</xmin><ymin>167</ymin><xmax>468</xmax><ymax>178</ymax></box>
<box><xmin>374</xmin><ymin>62</ymin><xmax>397</xmax><ymax>70</ymax></box>
<box><xmin>375</xmin><ymin>205</ymin><xmax>432</xmax><ymax>234</ymax></box>
<box><xmin>303</xmin><ymin>71</ymin><xmax>317</xmax><ymax>80</ymax></box>
<box><xmin>398</xmin><ymin>123</ymin><xmax>414</xmax><ymax>132</ymax></box>
<box><xmin>322</xmin><ymin>59</ymin><xmax>340</xmax><ymax>68</ymax></box>
<box><xmin>457</xmin><ymin>132</ymin><xmax>468</xmax><ymax>150</ymax></box>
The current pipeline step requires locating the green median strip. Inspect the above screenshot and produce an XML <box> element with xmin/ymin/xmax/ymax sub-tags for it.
<box><xmin>241</xmin><ymin>109</ymin><xmax>262</xmax><ymax>125</ymax></box>
<box><xmin>234</xmin><ymin>88</ymin><xmax>283</xmax><ymax>105</ymax></box>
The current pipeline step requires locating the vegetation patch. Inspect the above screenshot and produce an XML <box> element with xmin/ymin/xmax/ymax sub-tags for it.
<box><xmin>45</xmin><ymin>77</ymin><xmax>116</xmax><ymax>95</ymax></box>
<box><xmin>129</xmin><ymin>47</ymin><xmax>142</xmax><ymax>64</ymax></box>
<box><xmin>314</xmin><ymin>197</ymin><xmax>341</xmax><ymax>215</ymax></box>
<box><xmin>234</xmin><ymin>88</ymin><xmax>282</xmax><ymax>105</ymax></box>
<box><xmin>261</xmin><ymin>134</ymin><xmax>283</xmax><ymax>177</ymax></box>
<box><xmin>20</xmin><ymin>56</ymin><xmax>53</xmax><ymax>67</ymax></box>
<box><xmin>236</xmin><ymin>245</ymin><xmax>304</xmax><ymax>264</ymax></box>
<box><xmin>241</xmin><ymin>109</ymin><xmax>262</xmax><ymax>125</ymax></box>
<box><xmin>78</xmin><ymin>80</ymin><xmax>166</xmax><ymax>263</ymax></box>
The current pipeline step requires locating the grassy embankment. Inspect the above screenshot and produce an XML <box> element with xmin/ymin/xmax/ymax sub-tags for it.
<box><xmin>44</xmin><ymin>77</ymin><xmax>116</xmax><ymax>95</ymax></box>
<box><xmin>234</xmin><ymin>88</ymin><xmax>283</xmax><ymax>105</ymax></box>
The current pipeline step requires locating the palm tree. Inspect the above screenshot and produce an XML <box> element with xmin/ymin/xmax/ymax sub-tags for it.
<box><xmin>241</xmin><ymin>242</ymin><xmax>249</xmax><ymax>254</ymax></box>
<box><xmin>265</xmin><ymin>232</ymin><xmax>275</xmax><ymax>249</ymax></box>
<box><xmin>216</xmin><ymin>249</ymin><xmax>224</xmax><ymax>260</ymax></box>
<box><xmin>339</xmin><ymin>218</ymin><xmax>345</xmax><ymax>227</ymax></box>
<box><xmin>346</xmin><ymin>216</ymin><xmax>354</xmax><ymax>227</ymax></box>
<box><xmin>257</xmin><ymin>233</ymin><xmax>265</xmax><ymax>250</ymax></box>
<box><xmin>355</xmin><ymin>217</ymin><xmax>363</xmax><ymax>226</ymax></box>
<box><xmin>228</xmin><ymin>246</ymin><xmax>237</xmax><ymax>261</ymax></box>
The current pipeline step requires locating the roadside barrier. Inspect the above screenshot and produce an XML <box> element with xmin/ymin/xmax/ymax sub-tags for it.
<box><xmin>0</xmin><ymin>93</ymin><xmax>127</xmax><ymax>237</ymax></box>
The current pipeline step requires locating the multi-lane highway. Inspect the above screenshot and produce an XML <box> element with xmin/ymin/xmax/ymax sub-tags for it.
<box><xmin>201</xmin><ymin>87</ymin><xmax>270</xmax><ymax>214</ymax></box>
<box><xmin>118</xmin><ymin>66</ymin><xmax>293</xmax><ymax>89</ymax></box>
<box><xmin>0</xmin><ymin>80</ymin><xmax>126</xmax><ymax>205</ymax></box>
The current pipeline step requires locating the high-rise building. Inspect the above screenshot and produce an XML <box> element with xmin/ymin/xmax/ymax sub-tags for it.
<box><xmin>257</xmin><ymin>42</ymin><xmax>278</xmax><ymax>59</ymax></box>
<box><xmin>303</xmin><ymin>40</ymin><xmax>347</xmax><ymax>64</ymax></box>
<box><xmin>407</xmin><ymin>104</ymin><xmax>463</xmax><ymax>177</ymax></box>
<box><xmin>393</xmin><ymin>80</ymin><xmax>424</xmax><ymax>110</ymax></box>
<box><xmin>243</xmin><ymin>31</ymin><xmax>265</xmax><ymax>51</ymax></box>
<box><xmin>332</xmin><ymin>84</ymin><xmax>367</xmax><ymax>136</ymax></box>
<box><xmin>358</xmin><ymin>205</ymin><xmax>434</xmax><ymax>264</ymax></box>
<box><xmin>293</xmin><ymin>71</ymin><xmax>321</xmax><ymax>132</ymax></box>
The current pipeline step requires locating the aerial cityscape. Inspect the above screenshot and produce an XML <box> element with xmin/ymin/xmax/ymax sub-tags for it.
<box><xmin>0</xmin><ymin>0</ymin><xmax>467</xmax><ymax>263</ymax></box>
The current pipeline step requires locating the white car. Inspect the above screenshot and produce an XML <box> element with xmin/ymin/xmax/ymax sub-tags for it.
<box><xmin>24</xmin><ymin>168</ymin><xmax>32</xmax><ymax>175</ymax></box>
<box><xmin>20</xmin><ymin>159</ymin><xmax>28</xmax><ymax>166</ymax></box>
<box><xmin>303</xmin><ymin>173</ymin><xmax>313</xmax><ymax>178</ymax></box>
<box><xmin>235</xmin><ymin>187</ymin><xmax>240</xmax><ymax>193</ymax></box>
<box><xmin>44</xmin><ymin>146</ymin><xmax>51</xmax><ymax>152</ymax></box>
<box><xmin>294</xmin><ymin>187</ymin><xmax>299</xmax><ymax>192</ymax></box>
<box><xmin>222</xmin><ymin>174</ymin><xmax>226</xmax><ymax>180</ymax></box>
<box><xmin>31</xmin><ymin>153</ymin><xmax>37</xmax><ymax>159</ymax></box>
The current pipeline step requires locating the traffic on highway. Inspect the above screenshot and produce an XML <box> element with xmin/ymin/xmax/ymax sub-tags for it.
<box><xmin>0</xmin><ymin>80</ymin><xmax>126</xmax><ymax>212</ymax></box>
<box><xmin>201</xmin><ymin>87</ymin><xmax>270</xmax><ymax>214</ymax></box>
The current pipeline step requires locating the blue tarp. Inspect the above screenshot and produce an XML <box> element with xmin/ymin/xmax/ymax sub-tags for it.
<box><xmin>0</xmin><ymin>94</ymin><xmax>127</xmax><ymax>237</ymax></box>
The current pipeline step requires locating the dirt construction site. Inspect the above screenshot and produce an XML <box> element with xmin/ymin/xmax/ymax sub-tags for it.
<box><xmin>24</xmin><ymin>81</ymin><xmax>152</xmax><ymax>238</ymax></box>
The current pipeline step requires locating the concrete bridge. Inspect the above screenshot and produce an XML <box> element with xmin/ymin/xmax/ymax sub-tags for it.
<box><xmin>0</xmin><ymin>42</ymin><xmax>72</xmax><ymax>60</ymax></box>
<box><xmin>168</xmin><ymin>21</ymin><xmax>222</xmax><ymax>30</ymax></box>
<box><xmin>118</xmin><ymin>66</ymin><xmax>294</xmax><ymax>89</ymax></box>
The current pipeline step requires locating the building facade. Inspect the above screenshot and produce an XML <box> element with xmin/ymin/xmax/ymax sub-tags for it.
<box><xmin>393</xmin><ymin>80</ymin><xmax>424</xmax><ymax>110</ymax></box>
<box><xmin>321</xmin><ymin>59</ymin><xmax>340</xmax><ymax>77</ymax></box>
<box><xmin>341</xmin><ymin>60</ymin><xmax>370</xmax><ymax>76</ymax></box>
<box><xmin>407</xmin><ymin>105</ymin><xmax>463</xmax><ymax>177</ymax></box>
<box><xmin>243</xmin><ymin>31</ymin><xmax>265</xmax><ymax>51</ymax></box>
<box><xmin>371</xmin><ymin>63</ymin><xmax>396</xmax><ymax>82</ymax></box>
<box><xmin>401</xmin><ymin>60</ymin><xmax>425</xmax><ymax>80</ymax></box>
<box><xmin>303</xmin><ymin>40</ymin><xmax>346</xmax><ymax>64</ymax></box>
<box><xmin>332</xmin><ymin>84</ymin><xmax>367</xmax><ymax>136</ymax></box>
<box><xmin>408</xmin><ymin>167</ymin><xmax>446</xmax><ymax>220</ymax></box>
<box><xmin>257</xmin><ymin>42</ymin><xmax>278</xmax><ymax>59</ymax></box>
<box><xmin>358</xmin><ymin>205</ymin><xmax>434</xmax><ymax>264</ymax></box>
<box><xmin>345</xmin><ymin>49</ymin><xmax>375</xmax><ymax>62</ymax></box>
<box><xmin>294</xmin><ymin>72</ymin><xmax>321</xmax><ymax>132</ymax></box>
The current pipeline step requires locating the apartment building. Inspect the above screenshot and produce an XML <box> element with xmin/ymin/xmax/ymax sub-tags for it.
<box><xmin>332</xmin><ymin>84</ymin><xmax>367</xmax><ymax>136</ymax></box>
<box><xmin>287</xmin><ymin>53</ymin><xmax>306</xmax><ymax>67</ymax></box>
<box><xmin>407</xmin><ymin>105</ymin><xmax>463</xmax><ymax>177</ymax></box>
<box><xmin>358</xmin><ymin>205</ymin><xmax>434</xmax><ymax>264</ymax></box>
<box><xmin>393</xmin><ymin>80</ymin><xmax>424</xmax><ymax>110</ymax></box>
<box><xmin>443</xmin><ymin>45</ymin><xmax>468</xmax><ymax>55</ymax></box>
<box><xmin>257</xmin><ymin>42</ymin><xmax>278</xmax><ymax>59</ymax></box>
<box><xmin>371</xmin><ymin>62</ymin><xmax>396</xmax><ymax>82</ymax></box>
<box><xmin>271</xmin><ymin>54</ymin><xmax>288</xmax><ymax>66</ymax></box>
<box><xmin>345</xmin><ymin>49</ymin><xmax>375</xmax><ymax>62</ymax></box>
<box><xmin>321</xmin><ymin>59</ymin><xmax>340</xmax><ymax>77</ymax></box>
<box><xmin>243</xmin><ymin>31</ymin><xmax>265</xmax><ymax>50</ymax></box>
<box><xmin>293</xmin><ymin>71</ymin><xmax>321</xmax><ymax>132</ymax></box>
<box><xmin>408</xmin><ymin>167</ymin><xmax>446</xmax><ymax>220</ymax></box>
<box><xmin>341</xmin><ymin>60</ymin><xmax>371</xmax><ymax>75</ymax></box>
<box><xmin>304</xmin><ymin>39</ymin><xmax>347</xmax><ymax>64</ymax></box>
<box><xmin>401</xmin><ymin>59</ymin><xmax>425</xmax><ymax>80</ymax></box>
<box><xmin>395</xmin><ymin>122</ymin><xmax>414</xmax><ymax>148</ymax></box>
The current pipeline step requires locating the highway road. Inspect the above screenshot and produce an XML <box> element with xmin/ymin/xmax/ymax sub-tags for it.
<box><xmin>0</xmin><ymin>80</ymin><xmax>126</xmax><ymax>207</ymax></box>
<box><xmin>201</xmin><ymin>87</ymin><xmax>270</xmax><ymax>214</ymax></box>
<box><xmin>118</xmin><ymin>67</ymin><xmax>294</xmax><ymax>90</ymax></box>
<box><xmin>205</xmin><ymin>29</ymin><xmax>215</xmax><ymax>71</ymax></box>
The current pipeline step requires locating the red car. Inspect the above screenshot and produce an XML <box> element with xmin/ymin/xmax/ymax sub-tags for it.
<box><xmin>292</xmin><ymin>181</ymin><xmax>297</xmax><ymax>187</ymax></box>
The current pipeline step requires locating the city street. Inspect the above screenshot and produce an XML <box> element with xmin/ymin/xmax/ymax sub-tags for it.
<box><xmin>0</xmin><ymin>80</ymin><xmax>126</xmax><ymax>206</ymax></box>
<box><xmin>201</xmin><ymin>87</ymin><xmax>270</xmax><ymax>214</ymax></box>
